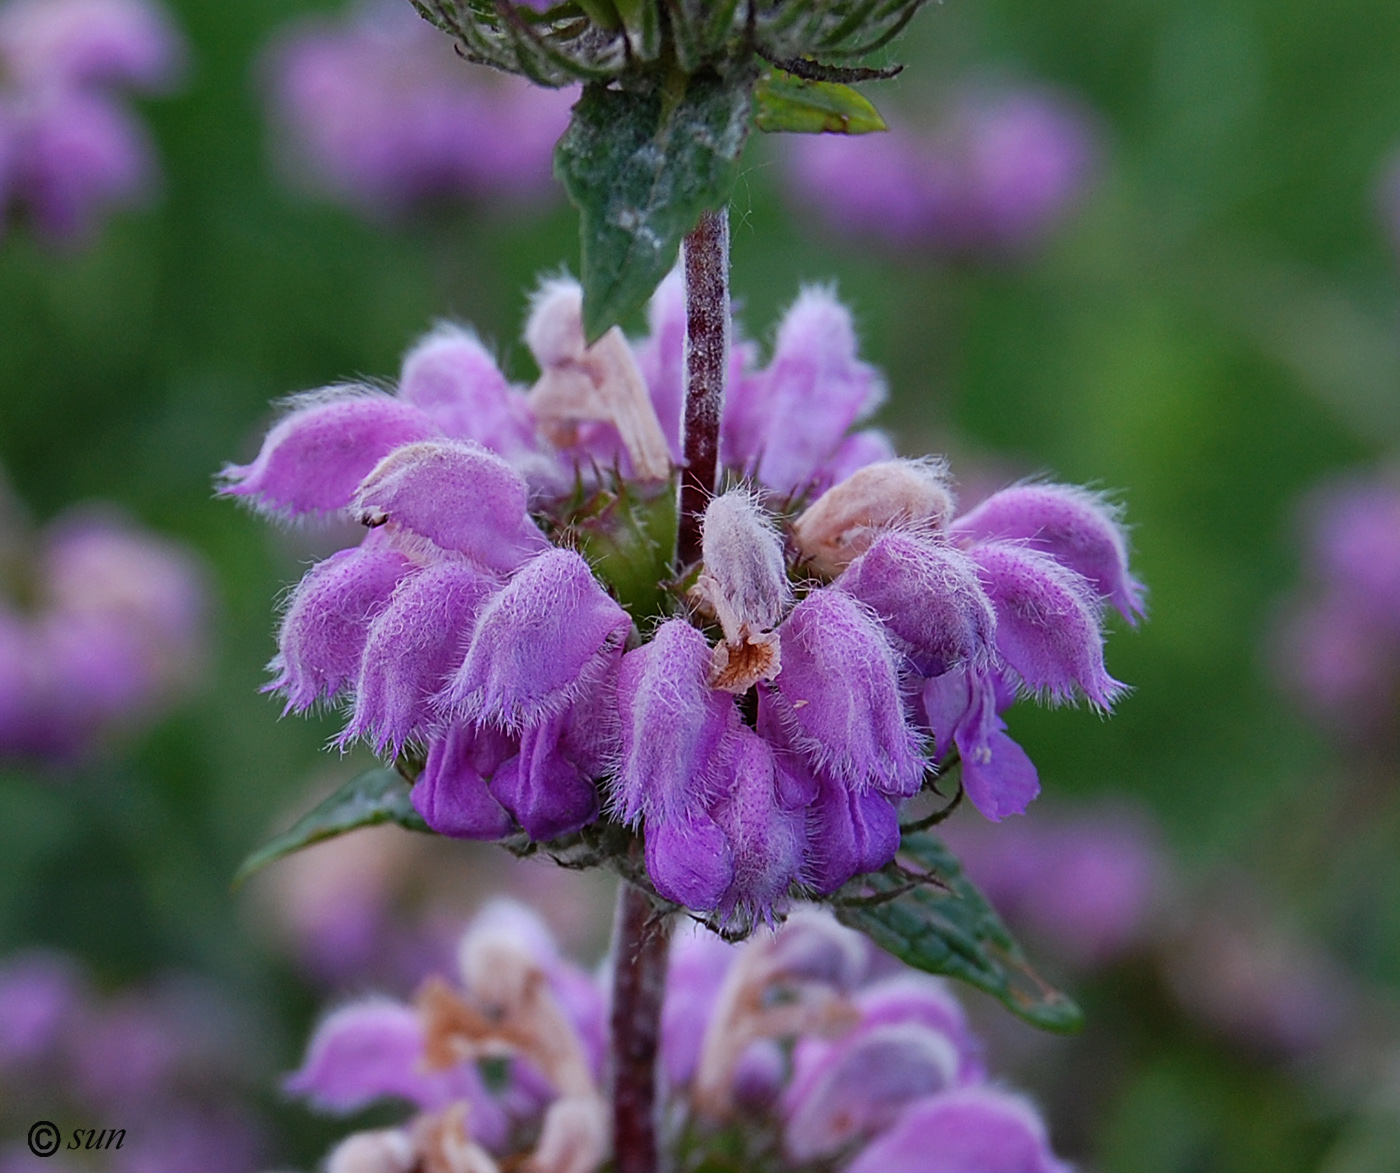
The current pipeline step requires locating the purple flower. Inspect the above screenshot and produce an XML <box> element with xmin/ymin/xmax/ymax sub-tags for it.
<box><xmin>264</xmin><ymin>0</ymin><xmax>574</xmax><ymax>215</ymax></box>
<box><xmin>0</xmin><ymin>507</ymin><xmax>208</xmax><ymax>763</ymax></box>
<box><xmin>0</xmin><ymin>0</ymin><xmax>183</xmax><ymax>242</ymax></box>
<box><xmin>953</xmin><ymin>482</ymin><xmax>1146</xmax><ymax>623</ymax></box>
<box><xmin>227</xmin><ymin>281</ymin><xmax>1140</xmax><ymax>912</ymax></box>
<box><xmin>1273</xmin><ymin>472</ymin><xmax>1400</xmax><ymax>730</ymax></box>
<box><xmin>0</xmin><ymin>951</ymin><xmax>83</xmax><ymax>1070</ymax></box>
<box><xmin>785</xmin><ymin>82</ymin><xmax>1099</xmax><ymax>259</ymax></box>
<box><xmin>0</xmin><ymin>0</ymin><xmax>181</xmax><ymax>89</ymax></box>
<box><xmin>290</xmin><ymin>908</ymin><xmax>608</xmax><ymax>1170</ymax></box>
<box><xmin>942</xmin><ymin>803</ymin><xmax>1163</xmax><ymax>966</ymax></box>
<box><xmin>287</xmin><ymin>998</ymin><xmax>509</xmax><ymax>1146</ymax></box>
<box><xmin>721</xmin><ymin>287</ymin><xmax>887</xmax><ymax>494</ymax></box>
<box><xmin>842</xmin><ymin>1087</ymin><xmax>1071</xmax><ymax>1173</ymax></box>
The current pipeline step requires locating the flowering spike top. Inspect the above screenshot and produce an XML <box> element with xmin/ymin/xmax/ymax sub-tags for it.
<box><xmin>227</xmin><ymin>277</ymin><xmax>1139</xmax><ymax>921</ymax></box>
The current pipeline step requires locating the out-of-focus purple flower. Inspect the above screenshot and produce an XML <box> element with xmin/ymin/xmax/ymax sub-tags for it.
<box><xmin>1273</xmin><ymin>472</ymin><xmax>1400</xmax><ymax>732</ymax></box>
<box><xmin>0</xmin><ymin>950</ymin><xmax>266</xmax><ymax>1170</ymax></box>
<box><xmin>291</xmin><ymin>904</ymin><xmax>608</xmax><ymax>1173</ymax></box>
<box><xmin>0</xmin><ymin>951</ymin><xmax>83</xmax><ymax>1070</ymax></box>
<box><xmin>941</xmin><ymin>803</ymin><xmax>1163</xmax><ymax>967</ymax></box>
<box><xmin>1161</xmin><ymin>888</ymin><xmax>1352</xmax><ymax>1059</ymax></box>
<box><xmin>296</xmin><ymin>902</ymin><xmax>1070</xmax><ymax>1173</ymax></box>
<box><xmin>842</xmin><ymin>1087</ymin><xmax>1072</xmax><ymax>1173</ymax></box>
<box><xmin>0</xmin><ymin>0</ymin><xmax>183</xmax><ymax>242</ymax></box>
<box><xmin>0</xmin><ymin>506</ymin><xmax>208</xmax><ymax>764</ymax></box>
<box><xmin>264</xmin><ymin>0</ymin><xmax>574</xmax><ymax>215</ymax></box>
<box><xmin>784</xmin><ymin>83</ymin><xmax>1099</xmax><ymax>258</ymax></box>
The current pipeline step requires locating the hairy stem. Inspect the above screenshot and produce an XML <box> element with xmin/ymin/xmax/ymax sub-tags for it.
<box><xmin>610</xmin><ymin>876</ymin><xmax>675</xmax><ymax>1173</ymax></box>
<box><xmin>676</xmin><ymin>206</ymin><xmax>730</xmax><ymax>568</ymax></box>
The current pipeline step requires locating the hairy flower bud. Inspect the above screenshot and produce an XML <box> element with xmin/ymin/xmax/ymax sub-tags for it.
<box><xmin>793</xmin><ymin>458</ymin><xmax>955</xmax><ymax>576</ymax></box>
<box><xmin>692</xmin><ymin>490</ymin><xmax>790</xmax><ymax>692</ymax></box>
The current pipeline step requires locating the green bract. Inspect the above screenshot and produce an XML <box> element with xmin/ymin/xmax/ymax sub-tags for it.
<box><xmin>411</xmin><ymin>0</ymin><xmax>931</xmax><ymax>336</ymax></box>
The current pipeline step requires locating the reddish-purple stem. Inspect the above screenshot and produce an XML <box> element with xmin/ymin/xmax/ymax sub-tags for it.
<box><xmin>676</xmin><ymin>206</ymin><xmax>730</xmax><ymax>568</ymax></box>
<box><xmin>610</xmin><ymin>878</ymin><xmax>674</xmax><ymax>1173</ymax></box>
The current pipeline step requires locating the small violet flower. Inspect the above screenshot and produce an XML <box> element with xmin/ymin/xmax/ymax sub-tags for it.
<box><xmin>0</xmin><ymin>0</ymin><xmax>184</xmax><ymax>242</ymax></box>
<box><xmin>224</xmin><ymin>277</ymin><xmax>1139</xmax><ymax>923</ymax></box>
<box><xmin>784</xmin><ymin>83</ymin><xmax>1099</xmax><ymax>259</ymax></box>
<box><xmin>264</xmin><ymin>0</ymin><xmax>574</xmax><ymax>216</ymax></box>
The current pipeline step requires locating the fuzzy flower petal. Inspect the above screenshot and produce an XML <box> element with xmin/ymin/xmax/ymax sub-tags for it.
<box><xmin>614</xmin><ymin>617</ymin><xmax>740</xmax><ymax>826</ymax></box>
<box><xmin>411</xmin><ymin>722</ymin><xmax>517</xmax><ymax>839</ymax></box>
<box><xmin>269</xmin><ymin>536</ymin><xmax>411</xmax><ymax>712</ymax></box>
<box><xmin>768</xmin><ymin>589</ymin><xmax>924</xmax><ymax>797</ymax></box>
<box><xmin>838</xmin><ymin>532</ymin><xmax>996</xmax><ymax>678</ymax></box>
<box><xmin>646</xmin><ymin>809</ymin><xmax>734</xmax><ymax>911</ymax></box>
<box><xmin>446</xmin><ymin>547</ymin><xmax>629</xmax><ymax>733</ymax></box>
<box><xmin>219</xmin><ymin>390</ymin><xmax>438</xmax><ymax>518</ymax></box>
<box><xmin>343</xmin><ymin>561</ymin><xmax>498</xmax><ymax>753</ymax></box>
<box><xmin>802</xmin><ymin>772</ymin><xmax>901</xmax><ymax>895</ymax></box>
<box><xmin>709</xmin><ymin>728</ymin><xmax>805</xmax><ymax>921</ymax></box>
<box><xmin>398</xmin><ymin>325</ymin><xmax>538</xmax><ymax>457</ymax></box>
<box><xmin>970</xmin><ymin>540</ymin><xmax>1123</xmax><ymax>706</ymax></box>
<box><xmin>723</xmin><ymin>288</ymin><xmax>885</xmax><ymax>493</ymax></box>
<box><xmin>693</xmin><ymin>490</ymin><xmax>791</xmax><ymax>643</ymax></box>
<box><xmin>487</xmin><ymin>710</ymin><xmax>601</xmax><ymax>840</ymax></box>
<box><xmin>954</xmin><ymin>483</ymin><xmax>1145</xmax><ymax>622</ymax></box>
<box><xmin>353</xmin><ymin>440</ymin><xmax>547</xmax><ymax>573</ymax></box>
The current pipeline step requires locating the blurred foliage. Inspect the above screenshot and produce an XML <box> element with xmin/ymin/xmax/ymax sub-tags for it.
<box><xmin>3</xmin><ymin>0</ymin><xmax>1400</xmax><ymax>1169</ymax></box>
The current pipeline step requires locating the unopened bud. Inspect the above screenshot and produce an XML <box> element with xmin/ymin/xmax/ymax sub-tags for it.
<box><xmin>693</xmin><ymin>491</ymin><xmax>791</xmax><ymax>643</ymax></box>
<box><xmin>792</xmin><ymin>459</ymin><xmax>954</xmax><ymax>575</ymax></box>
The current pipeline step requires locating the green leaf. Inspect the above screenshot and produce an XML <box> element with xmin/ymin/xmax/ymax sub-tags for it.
<box><xmin>555</xmin><ymin>68</ymin><xmax>756</xmax><ymax>343</ymax></box>
<box><xmin>232</xmin><ymin>767</ymin><xmax>430</xmax><ymax>888</ymax></box>
<box><xmin>834</xmin><ymin>831</ymin><xmax>1084</xmax><ymax>1033</ymax></box>
<box><xmin>754</xmin><ymin>71</ymin><xmax>887</xmax><ymax>134</ymax></box>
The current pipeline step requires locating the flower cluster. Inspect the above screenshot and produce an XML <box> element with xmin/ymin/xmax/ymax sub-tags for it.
<box><xmin>784</xmin><ymin>84</ymin><xmax>1099</xmax><ymax>257</ymax></box>
<box><xmin>1272</xmin><ymin>471</ymin><xmax>1400</xmax><ymax>736</ymax></box>
<box><xmin>0</xmin><ymin>950</ymin><xmax>262</xmax><ymax>1173</ymax></box>
<box><xmin>290</xmin><ymin>902</ymin><xmax>1069</xmax><ymax>1173</ymax></box>
<box><xmin>0</xmin><ymin>495</ymin><xmax>207</xmax><ymax>764</ymax></box>
<box><xmin>222</xmin><ymin>275</ymin><xmax>1140</xmax><ymax>922</ymax></box>
<box><xmin>264</xmin><ymin>0</ymin><xmax>573</xmax><ymax>217</ymax></box>
<box><xmin>0</xmin><ymin>0</ymin><xmax>183</xmax><ymax>242</ymax></box>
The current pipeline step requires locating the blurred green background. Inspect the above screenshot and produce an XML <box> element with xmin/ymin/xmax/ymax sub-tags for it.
<box><xmin>3</xmin><ymin>0</ymin><xmax>1400</xmax><ymax>1169</ymax></box>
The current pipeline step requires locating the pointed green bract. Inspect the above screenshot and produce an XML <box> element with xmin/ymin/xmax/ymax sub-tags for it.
<box><xmin>555</xmin><ymin>69</ymin><xmax>755</xmax><ymax>342</ymax></box>
<box><xmin>232</xmin><ymin>767</ymin><xmax>430</xmax><ymax>888</ymax></box>
<box><xmin>754</xmin><ymin>70</ymin><xmax>888</xmax><ymax>134</ymax></box>
<box><xmin>835</xmin><ymin>831</ymin><xmax>1085</xmax><ymax>1033</ymax></box>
